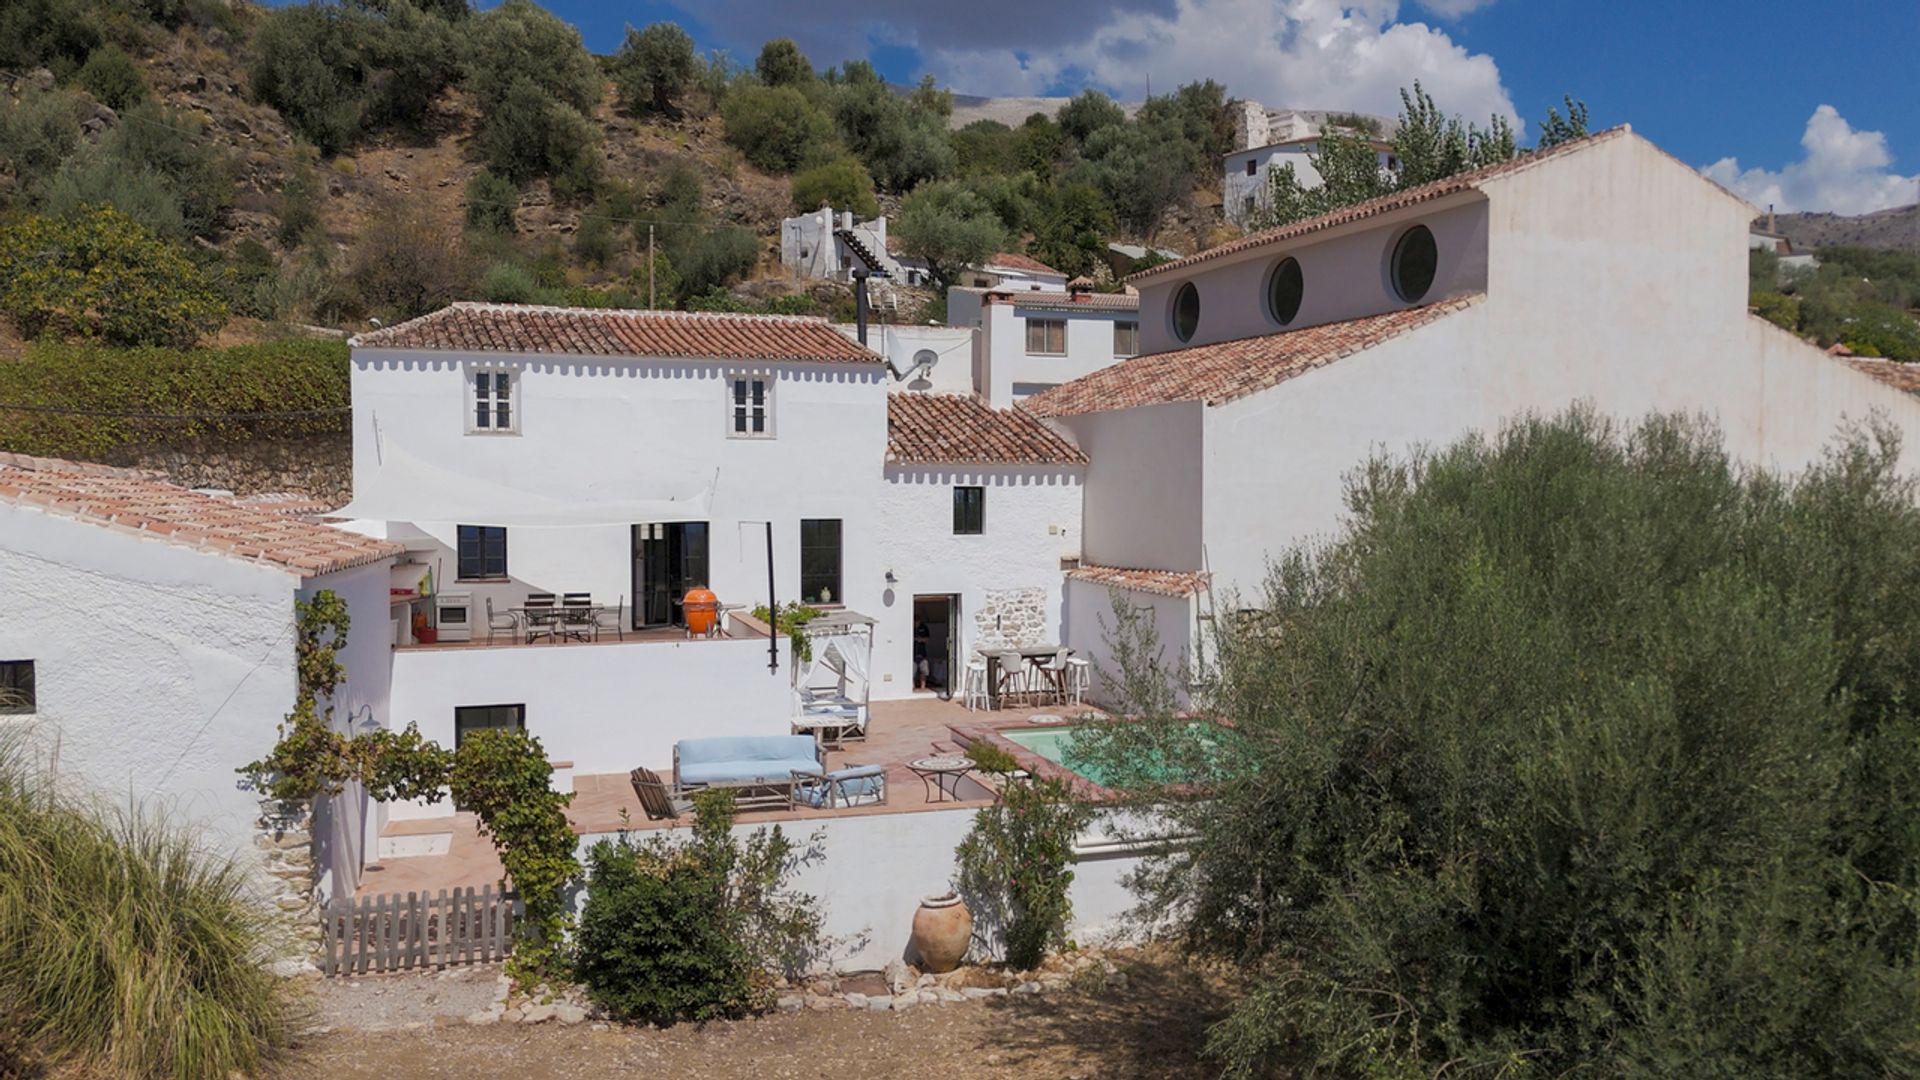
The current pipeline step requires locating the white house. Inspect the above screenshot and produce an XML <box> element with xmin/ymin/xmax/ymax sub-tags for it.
<box><xmin>1224</xmin><ymin>100</ymin><xmax>1397</xmax><ymax>228</ymax></box>
<box><xmin>780</xmin><ymin>207</ymin><xmax>904</xmax><ymax>283</ymax></box>
<box><xmin>0</xmin><ymin>453</ymin><xmax>401</xmax><ymax>898</ymax></box>
<box><xmin>947</xmin><ymin>282</ymin><xmax>1143</xmax><ymax>407</ymax></box>
<box><xmin>1027</xmin><ymin>125</ymin><xmax>1920</xmax><ymax>704</ymax></box>
<box><xmin>957</xmin><ymin>252</ymin><xmax>1070</xmax><ymax>292</ymax></box>
<box><xmin>339</xmin><ymin>305</ymin><xmax>1084</xmax><ymax>813</ymax></box>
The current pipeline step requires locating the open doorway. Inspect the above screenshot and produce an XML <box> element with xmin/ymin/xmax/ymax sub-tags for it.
<box><xmin>912</xmin><ymin>594</ymin><xmax>960</xmax><ymax>698</ymax></box>
<box><xmin>632</xmin><ymin>522</ymin><xmax>710</xmax><ymax>629</ymax></box>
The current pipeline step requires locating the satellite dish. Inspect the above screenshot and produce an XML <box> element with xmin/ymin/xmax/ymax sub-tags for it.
<box><xmin>907</xmin><ymin>349</ymin><xmax>939</xmax><ymax>391</ymax></box>
<box><xmin>912</xmin><ymin>349</ymin><xmax>939</xmax><ymax>372</ymax></box>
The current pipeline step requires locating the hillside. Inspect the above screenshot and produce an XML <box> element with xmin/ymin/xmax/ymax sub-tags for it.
<box><xmin>1769</xmin><ymin>204</ymin><xmax>1920</xmax><ymax>252</ymax></box>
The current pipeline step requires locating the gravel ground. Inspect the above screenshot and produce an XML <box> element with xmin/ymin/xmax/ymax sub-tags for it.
<box><xmin>276</xmin><ymin>949</ymin><xmax>1232</xmax><ymax>1079</ymax></box>
<box><xmin>300</xmin><ymin>964</ymin><xmax>505</xmax><ymax>1032</ymax></box>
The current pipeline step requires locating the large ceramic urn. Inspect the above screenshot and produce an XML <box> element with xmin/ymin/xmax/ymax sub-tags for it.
<box><xmin>911</xmin><ymin>891</ymin><xmax>973</xmax><ymax>973</ymax></box>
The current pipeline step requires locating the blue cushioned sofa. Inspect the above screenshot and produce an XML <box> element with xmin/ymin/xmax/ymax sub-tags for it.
<box><xmin>673</xmin><ymin>735</ymin><xmax>823</xmax><ymax>808</ymax></box>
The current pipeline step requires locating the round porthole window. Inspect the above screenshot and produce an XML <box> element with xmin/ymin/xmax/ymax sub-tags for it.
<box><xmin>1391</xmin><ymin>224</ymin><xmax>1438</xmax><ymax>303</ymax></box>
<box><xmin>1171</xmin><ymin>282</ymin><xmax>1200</xmax><ymax>343</ymax></box>
<box><xmin>1267</xmin><ymin>257</ymin><xmax>1304</xmax><ymax>325</ymax></box>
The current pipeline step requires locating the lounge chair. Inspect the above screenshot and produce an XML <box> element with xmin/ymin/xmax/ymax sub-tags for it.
<box><xmin>629</xmin><ymin>766</ymin><xmax>692</xmax><ymax>821</ymax></box>
<box><xmin>794</xmin><ymin>765</ymin><xmax>888</xmax><ymax>809</ymax></box>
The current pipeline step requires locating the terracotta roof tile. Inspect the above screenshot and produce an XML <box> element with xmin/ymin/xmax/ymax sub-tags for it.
<box><xmin>1024</xmin><ymin>295</ymin><xmax>1481</xmax><ymax>418</ymax></box>
<box><xmin>1848</xmin><ymin>358</ymin><xmax>1920</xmax><ymax>396</ymax></box>
<box><xmin>986</xmin><ymin>252</ymin><xmax>1064</xmax><ymax>276</ymax></box>
<box><xmin>1067</xmin><ymin>564</ymin><xmax>1211</xmax><ymax>597</ymax></box>
<box><xmin>887</xmin><ymin>394</ymin><xmax>1087</xmax><ymax>466</ymax></box>
<box><xmin>350</xmin><ymin>303</ymin><xmax>882</xmax><ymax>364</ymax></box>
<box><xmin>991</xmin><ymin>289</ymin><xmax>1141</xmax><ymax>313</ymax></box>
<box><xmin>1132</xmin><ymin>127</ymin><xmax>1633</xmax><ymax>284</ymax></box>
<box><xmin>0</xmin><ymin>456</ymin><xmax>400</xmax><ymax>577</ymax></box>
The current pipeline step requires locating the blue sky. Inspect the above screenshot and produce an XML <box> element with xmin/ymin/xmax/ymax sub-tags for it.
<box><xmin>490</xmin><ymin>0</ymin><xmax>1920</xmax><ymax>214</ymax></box>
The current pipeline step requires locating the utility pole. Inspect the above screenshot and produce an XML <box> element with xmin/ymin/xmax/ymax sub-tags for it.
<box><xmin>647</xmin><ymin>225</ymin><xmax>656</xmax><ymax>309</ymax></box>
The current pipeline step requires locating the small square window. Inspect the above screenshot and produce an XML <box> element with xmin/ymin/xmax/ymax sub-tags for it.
<box><xmin>730</xmin><ymin>377</ymin><xmax>773</xmax><ymax>438</ymax></box>
<box><xmin>457</xmin><ymin>525</ymin><xmax>508</xmax><ymax>580</ymax></box>
<box><xmin>470</xmin><ymin>369</ymin><xmax>516</xmax><ymax>433</ymax></box>
<box><xmin>1025</xmin><ymin>318</ymin><xmax>1066</xmax><ymax>355</ymax></box>
<box><xmin>0</xmin><ymin>660</ymin><xmax>34</xmax><ymax>715</ymax></box>
<box><xmin>953</xmin><ymin>487</ymin><xmax>984</xmax><ymax>535</ymax></box>
<box><xmin>1113</xmin><ymin>321</ymin><xmax>1139</xmax><ymax>357</ymax></box>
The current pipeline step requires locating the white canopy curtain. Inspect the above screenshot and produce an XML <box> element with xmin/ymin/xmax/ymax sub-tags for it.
<box><xmin>328</xmin><ymin>442</ymin><xmax>715</xmax><ymax>528</ymax></box>
<box><xmin>791</xmin><ymin>612</ymin><xmax>875</xmax><ymax>719</ymax></box>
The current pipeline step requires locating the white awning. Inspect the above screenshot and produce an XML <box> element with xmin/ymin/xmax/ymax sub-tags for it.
<box><xmin>329</xmin><ymin>444</ymin><xmax>715</xmax><ymax>528</ymax></box>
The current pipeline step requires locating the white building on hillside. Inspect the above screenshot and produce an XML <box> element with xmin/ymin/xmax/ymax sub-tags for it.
<box><xmin>958</xmin><ymin>252</ymin><xmax>1070</xmax><ymax>292</ymax></box>
<box><xmin>947</xmin><ymin>282</ymin><xmax>1142</xmax><ymax>407</ymax></box>
<box><xmin>1027</xmin><ymin>125</ymin><xmax>1920</xmax><ymax>704</ymax></box>
<box><xmin>1223</xmin><ymin>100</ymin><xmax>1398</xmax><ymax>228</ymax></box>
<box><xmin>779</xmin><ymin>207</ymin><xmax>904</xmax><ymax>283</ymax></box>
<box><xmin>0</xmin><ymin>453</ymin><xmax>400</xmax><ymax>899</ymax></box>
<box><xmin>340</xmin><ymin>305</ymin><xmax>1083</xmax><ymax>804</ymax></box>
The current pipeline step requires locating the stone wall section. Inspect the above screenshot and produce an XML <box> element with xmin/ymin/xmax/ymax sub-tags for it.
<box><xmin>107</xmin><ymin>433</ymin><xmax>351</xmax><ymax>506</ymax></box>
<box><xmin>972</xmin><ymin>586</ymin><xmax>1049</xmax><ymax>652</ymax></box>
<box><xmin>255</xmin><ymin>795</ymin><xmax>324</xmax><ymax>969</ymax></box>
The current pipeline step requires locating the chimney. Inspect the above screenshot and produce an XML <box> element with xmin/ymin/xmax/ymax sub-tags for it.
<box><xmin>1767</xmin><ymin>203</ymin><xmax>1776</xmax><ymax>234</ymax></box>
<box><xmin>1066</xmin><ymin>275</ymin><xmax>1095</xmax><ymax>301</ymax></box>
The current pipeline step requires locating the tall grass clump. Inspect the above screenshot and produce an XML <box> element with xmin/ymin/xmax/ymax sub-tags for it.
<box><xmin>1086</xmin><ymin>407</ymin><xmax>1920</xmax><ymax>1078</ymax></box>
<box><xmin>0</xmin><ymin>737</ymin><xmax>297</xmax><ymax>1078</ymax></box>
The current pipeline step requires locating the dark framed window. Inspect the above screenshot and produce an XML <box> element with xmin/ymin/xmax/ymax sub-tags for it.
<box><xmin>1267</xmin><ymin>256</ymin><xmax>1304</xmax><ymax>325</ymax></box>
<box><xmin>1244</xmin><ymin>159</ymin><xmax>1257</xmax><ymax>176</ymax></box>
<box><xmin>456</xmin><ymin>525</ymin><xmax>507</xmax><ymax>580</ymax></box>
<box><xmin>730</xmin><ymin>376</ymin><xmax>771</xmax><ymax>437</ymax></box>
<box><xmin>454</xmin><ymin>703</ymin><xmax>525</xmax><ymax>745</ymax></box>
<box><xmin>1113</xmin><ymin>321</ymin><xmax>1139</xmax><ymax>357</ymax></box>
<box><xmin>1171</xmin><ymin>282</ymin><xmax>1200</xmax><ymax>343</ymax></box>
<box><xmin>472</xmin><ymin>369</ymin><xmax>513</xmax><ymax>432</ymax></box>
<box><xmin>799</xmin><ymin>518</ymin><xmax>842</xmax><ymax>604</ymax></box>
<box><xmin>953</xmin><ymin>486</ymin><xmax>985</xmax><ymax>535</ymax></box>
<box><xmin>0</xmin><ymin>660</ymin><xmax>34</xmax><ymax>715</ymax></box>
<box><xmin>1391</xmin><ymin>224</ymin><xmax>1438</xmax><ymax>303</ymax></box>
<box><xmin>1025</xmin><ymin>318</ymin><xmax>1066</xmax><ymax>355</ymax></box>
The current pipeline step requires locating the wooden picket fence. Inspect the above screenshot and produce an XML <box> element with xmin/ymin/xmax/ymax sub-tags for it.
<box><xmin>319</xmin><ymin>885</ymin><xmax>520</xmax><ymax>976</ymax></box>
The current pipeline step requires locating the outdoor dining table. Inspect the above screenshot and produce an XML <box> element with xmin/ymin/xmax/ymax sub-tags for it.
<box><xmin>985</xmin><ymin>643</ymin><xmax>1071</xmax><ymax>708</ymax></box>
<box><xmin>907</xmin><ymin>755</ymin><xmax>976</xmax><ymax>803</ymax></box>
<box><xmin>513</xmin><ymin>604</ymin><xmax>604</xmax><ymax>644</ymax></box>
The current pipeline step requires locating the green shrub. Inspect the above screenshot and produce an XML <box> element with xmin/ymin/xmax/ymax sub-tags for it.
<box><xmin>612</xmin><ymin>22</ymin><xmax>695</xmax><ymax>116</ymax></box>
<box><xmin>218</xmin><ymin>239</ymin><xmax>281</xmax><ymax>320</ymax></box>
<box><xmin>459</xmin><ymin>0</ymin><xmax>600</xmax><ymax>115</ymax></box>
<box><xmin>955</xmin><ymin>777</ymin><xmax>1090</xmax><ymax>970</ymax></box>
<box><xmin>0</xmin><ymin>0</ymin><xmax>99</xmax><ymax>78</ymax></box>
<box><xmin>276</xmin><ymin>161</ymin><xmax>324</xmax><ymax>246</ymax></box>
<box><xmin>0</xmin><ymin>736</ymin><xmax>296</xmax><ymax>1078</ymax></box>
<box><xmin>479</xmin><ymin>260</ymin><xmax>538</xmax><ymax>303</ymax></box>
<box><xmin>36</xmin><ymin>157</ymin><xmax>187</xmax><ymax>240</ymax></box>
<box><xmin>721</xmin><ymin>83</ymin><xmax>833</xmax><ymax>173</ymax></box>
<box><xmin>573</xmin><ymin>212</ymin><xmax>618</xmax><ymax>266</ymax></box>
<box><xmin>348</xmin><ymin>201</ymin><xmax>471</xmax><ymax>319</ymax></box>
<box><xmin>0</xmin><ymin>90</ymin><xmax>84</xmax><ymax>194</ymax></box>
<box><xmin>98</xmin><ymin>103</ymin><xmax>234</xmax><ymax>238</ymax></box>
<box><xmin>0</xmin><ymin>337</ymin><xmax>349</xmax><ymax>458</ymax></box>
<box><xmin>76</xmin><ymin>45</ymin><xmax>147</xmax><ymax>110</ymax></box>
<box><xmin>754</xmin><ymin>38</ymin><xmax>813</xmax><ymax>89</ymax></box>
<box><xmin>671</xmin><ymin>225</ymin><xmax>758</xmax><ymax>300</ymax></box>
<box><xmin>627</xmin><ymin>249</ymin><xmax>679</xmax><ymax>309</ymax></box>
<box><xmin>474</xmin><ymin>75</ymin><xmax>600</xmax><ymax>195</ymax></box>
<box><xmin>0</xmin><ymin>206</ymin><xmax>226</xmax><ymax>347</ymax></box>
<box><xmin>575</xmin><ymin>790</ymin><xmax>822</xmax><ymax>1023</ymax></box>
<box><xmin>789</xmin><ymin>154</ymin><xmax>877</xmax><ymax>217</ymax></box>
<box><xmin>445</xmin><ymin>728</ymin><xmax>578</xmax><ymax>980</ymax></box>
<box><xmin>249</xmin><ymin>3</ymin><xmax>366</xmax><ymax>154</ymax></box>
<box><xmin>359</xmin><ymin>0</ymin><xmax>459</xmax><ymax>131</ymax></box>
<box><xmin>464</xmin><ymin>169</ymin><xmax>519</xmax><ymax>234</ymax></box>
<box><xmin>1088</xmin><ymin>408</ymin><xmax>1920</xmax><ymax>1078</ymax></box>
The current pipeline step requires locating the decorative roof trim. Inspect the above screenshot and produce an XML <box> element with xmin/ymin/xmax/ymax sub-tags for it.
<box><xmin>349</xmin><ymin>302</ymin><xmax>884</xmax><ymax>365</ymax></box>
<box><xmin>1066</xmin><ymin>564</ymin><xmax>1212</xmax><ymax>597</ymax></box>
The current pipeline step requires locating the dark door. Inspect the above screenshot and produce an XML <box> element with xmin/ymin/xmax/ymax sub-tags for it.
<box><xmin>632</xmin><ymin>522</ymin><xmax>710</xmax><ymax>628</ymax></box>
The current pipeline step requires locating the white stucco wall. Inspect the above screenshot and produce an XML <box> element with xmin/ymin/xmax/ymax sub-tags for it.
<box><xmin>302</xmin><ymin>561</ymin><xmax>395</xmax><ymax>900</ymax></box>
<box><xmin>1223</xmin><ymin>142</ymin><xmax>1396</xmax><ymax>228</ymax></box>
<box><xmin>1062</xmin><ymin>578</ymin><xmax>1196</xmax><ymax>710</ymax></box>
<box><xmin>352</xmin><ymin>352</ymin><xmax>891</xmax><ymax>639</ymax></box>
<box><xmin>383</xmin><ymin>634</ymin><xmax>795</xmax><ymax>819</ymax></box>
<box><xmin>580</xmin><ymin>806</ymin><xmax>1152</xmax><ymax>971</ymax></box>
<box><xmin>874</xmin><ymin>466</ymin><xmax>1082</xmax><ymax>689</ymax></box>
<box><xmin>0</xmin><ymin>504</ymin><xmax>298</xmax><ymax>858</ymax></box>
<box><xmin>1054</xmin><ymin>401</ymin><xmax>1206</xmax><ymax>572</ymax></box>
<box><xmin>1134</xmin><ymin>197</ymin><xmax>1490</xmax><ymax>355</ymax></box>
<box><xmin>982</xmin><ymin>301</ymin><xmax>1140</xmax><ymax>408</ymax></box>
<box><xmin>855</xmin><ymin>323</ymin><xmax>978</xmax><ymax>396</ymax></box>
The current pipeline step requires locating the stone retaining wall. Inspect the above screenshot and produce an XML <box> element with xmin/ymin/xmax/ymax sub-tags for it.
<box><xmin>107</xmin><ymin>433</ymin><xmax>351</xmax><ymax>505</ymax></box>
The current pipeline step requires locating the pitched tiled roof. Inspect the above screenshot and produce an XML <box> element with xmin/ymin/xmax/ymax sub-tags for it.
<box><xmin>986</xmin><ymin>252</ymin><xmax>1063</xmax><ymax>276</ymax></box>
<box><xmin>350</xmin><ymin>303</ymin><xmax>883</xmax><ymax>364</ymax></box>
<box><xmin>1067</xmin><ymin>564</ymin><xmax>1212</xmax><ymax>597</ymax></box>
<box><xmin>1132</xmin><ymin>128</ymin><xmax>1634</xmax><ymax>284</ymax></box>
<box><xmin>994</xmin><ymin>289</ymin><xmax>1140</xmax><ymax>313</ymax></box>
<box><xmin>887</xmin><ymin>394</ymin><xmax>1087</xmax><ymax>466</ymax></box>
<box><xmin>1849</xmin><ymin>358</ymin><xmax>1920</xmax><ymax>396</ymax></box>
<box><xmin>0</xmin><ymin>455</ymin><xmax>401</xmax><ymax>577</ymax></box>
<box><xmin>1024</xmin><ymin>295</ymin><xmax>1482</xmax><ymax>418</ymax></box>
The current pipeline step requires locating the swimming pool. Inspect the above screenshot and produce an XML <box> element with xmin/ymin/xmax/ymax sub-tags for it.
<box><xmin>1002</xmin><ymin>726</ymin><xmax>1116</xmax><ymax>785</ymax></box>
<box><xmin>1001</xmin><ymin>721</ymin><xmax>1232</xmax><ymax>789</ymax></box>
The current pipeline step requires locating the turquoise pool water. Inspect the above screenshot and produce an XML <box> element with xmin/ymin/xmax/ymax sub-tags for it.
<box><xmin>1002</xmin><ymin>722</ymin><xmax>1233</xmax><ymax>788</ymax></box>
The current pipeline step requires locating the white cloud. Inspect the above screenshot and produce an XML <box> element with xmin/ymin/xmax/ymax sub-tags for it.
<box><xmin>680</xmin><ymin>0</ymin><xmax>1518</xmax><ymax>134</ymax></box>
<box><xmin>1702</xmin><ymin>106</ymin><xmax>1920</xmax><ymax>215</ymax></box>
<box><xmin>1416</xmin><ymin>0</ymin><xmax>1498</xmax><ymax>17</ymax></box>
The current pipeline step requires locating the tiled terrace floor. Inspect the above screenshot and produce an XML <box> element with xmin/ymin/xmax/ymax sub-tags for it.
<box><xmin>354</xmin><ymin>697</ymin><xmax>1104</xmax><ymax>898</ymax></box>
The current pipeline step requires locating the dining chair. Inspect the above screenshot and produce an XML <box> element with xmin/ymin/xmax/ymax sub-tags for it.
<box><xmin>560</xmin><ymin>593</ymin><xmax>594</xmax><ymax>643</ymax></box>
<box><xmin>484</xmin><ymin>596</ymin><xmax>519</xmax><ymax>644</ymax></box>
<box><xmin>523</xmin><ymin>593</ymin><xmax>558</xmax><ymax>645</ymax></box>
<box><xmin>995</xmin><ymin>649</ymin><xmax>1028</xmax><ymax>707</ymax></box>
<box><xmin>593</xmin><ymin>596</ymin><xmax>624</xmax><ymax>642</ymax></box>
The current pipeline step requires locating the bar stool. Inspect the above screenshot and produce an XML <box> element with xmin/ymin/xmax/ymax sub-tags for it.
<box><xmin>1065</xmin><ymin>657</ymin><xmax>1091</xmax><ymax>705</ymax></box>
<box><xmin>962</xmin><ymin>658</ymin><xmax>990</xmax><ymax>711</ymax></box>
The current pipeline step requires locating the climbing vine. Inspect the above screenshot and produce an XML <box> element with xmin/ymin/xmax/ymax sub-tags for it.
<box><xmin>238</xmin><ymin>590</ymin><xmax>579</xmax><ymax>985</ymax></box>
